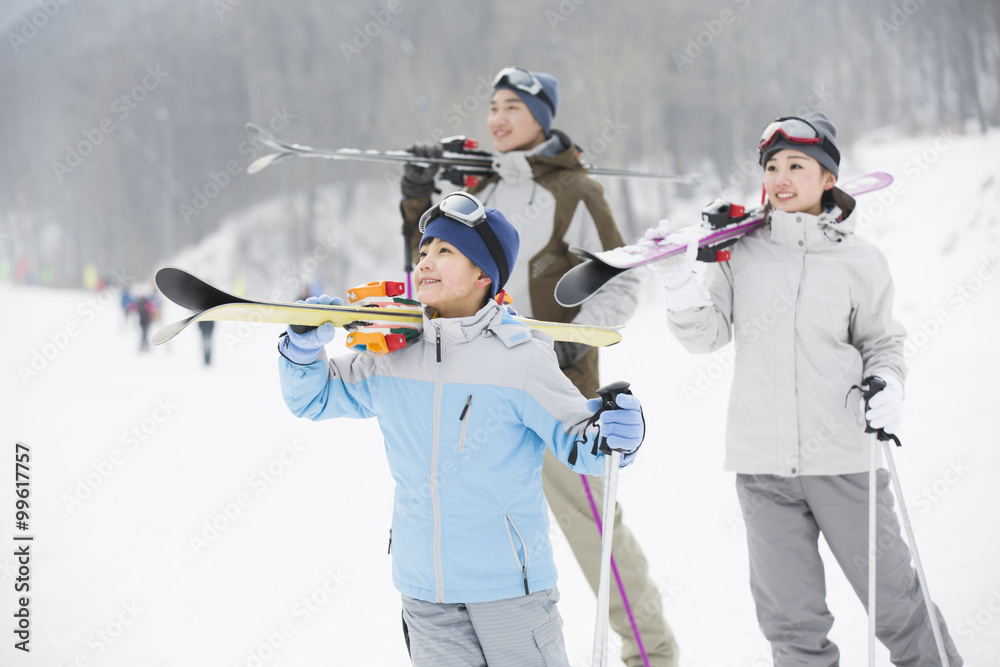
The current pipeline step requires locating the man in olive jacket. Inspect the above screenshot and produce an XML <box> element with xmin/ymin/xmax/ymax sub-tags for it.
<box><xmin>400</xmin><ymin>68</ymin><xmax>678</xmax><ymax>667</ymax></box>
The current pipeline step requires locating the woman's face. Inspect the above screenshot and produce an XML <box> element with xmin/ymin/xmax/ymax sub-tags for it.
<box><xmin>487</xmin><ymin>89</ymin><xmax>546</xmax><ymax>153</ymax></box>
<box><xmin>763</xmin><ymin>149</ymin><xmax>836</xmax><ymax>216</ymax></box>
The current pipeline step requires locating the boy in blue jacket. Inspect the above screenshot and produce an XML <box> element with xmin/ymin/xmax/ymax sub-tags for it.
<box><xmin>277</xmin><ymin>192</ymin><xmax>645</xmax><ymax>667</ymax></box>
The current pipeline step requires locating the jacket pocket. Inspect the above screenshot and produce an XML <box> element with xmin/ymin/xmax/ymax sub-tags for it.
<box><xmin>457</xmin><ymin>394</ymin><xmax>472</xmax><ymax>454</ymax></box>
<box><xmin>504</xmin><ymin>514</ymin><xmax>529</xmax><ymax>595</ymax></box>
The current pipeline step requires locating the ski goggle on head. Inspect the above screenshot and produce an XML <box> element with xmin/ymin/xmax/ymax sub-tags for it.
<box><xmin>418</xmin><ymin>192</ymin><xmax>511</xmax><ymax>290</ymax></box>
<box><xmin>757</xmin><ymin>116</ymin><xmax>840</xmax><ymax>165</ymax></box>
<box><xmin>492</xmin><ymin>67</ymin><xmax>556</xmax><ymax>114</ymax></box>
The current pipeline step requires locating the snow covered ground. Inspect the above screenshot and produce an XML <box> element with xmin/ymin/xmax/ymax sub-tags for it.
<box><xmin>2</xmin><ymin>129</ymin><xmax>998</xmax><ymax>666</ymax></box>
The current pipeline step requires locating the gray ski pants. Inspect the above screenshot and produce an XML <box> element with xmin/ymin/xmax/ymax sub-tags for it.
<box><xmin>736</xmin><ymin>471</ymin><xmax>963</xmax><ymax>666</ymax></box>
<box><xmin>401</xmin><ymin>586</ymin><xmax>569</xmax><ymax>667</ymax></box>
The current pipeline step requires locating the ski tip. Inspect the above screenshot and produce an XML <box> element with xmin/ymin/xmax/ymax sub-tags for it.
<box><xmin>553</xmin><ymin>294</ymin><xmax>587</xmax><ymax>308</ymax></box>
<box><xmin>245</xmin><ymin>122</ymin><xmax>279</xmax><ymax>147</ymax></box>
<box><xmin>151</xmin><ymin>317</ymin><xmax>191</xmax><ymax>346</ymax></box>
<box><xmin>154</xmin><ymin>265</ymin><xmax>184</xmax><ymax>285</ymax></box>
<box><xmin>150</xmin><ymin>330</ymin><xmax>171</xmax><ymax>346</ymax></box>
<box><xmin>247</xmin><ymin>152</ymin><xmax>283</xmax><ymax>174</ymax></box>
<box><xmin>153</xmin><ymin>265</ymin><xmax>171</xmax><ymax>288</ymax></box>
<box><xmin>553</xmin><ymin>278</ymin><xmax>592</xmax><ymax>307</ymax></box>
<box><xmin>846</xmin><ymin>171</ymin><xmax>894</xmax><ymax>189</ymax></box>
<box><xmin>568</xmin><ymin>246</ymin><xmax>601</xmax><ymax>262</ymax></box>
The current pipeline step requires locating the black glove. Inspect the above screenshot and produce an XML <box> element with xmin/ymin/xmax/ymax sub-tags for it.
<box><xmin>553</xmin><ymin>341</ymin><xmax>590</xmax><ymax>368</ymax></box>
<box><xmin>400</xmin><ymin>142</ymin><xmax>443</xmax><ymax>199</ymax></box>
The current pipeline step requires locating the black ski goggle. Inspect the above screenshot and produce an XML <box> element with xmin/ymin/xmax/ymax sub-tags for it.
<box><xmin>418</xmin><ymin>192</ymin><xmax>510</xmax><ymax>290</ymax></box>
<box><xmin>757</xmin><ymin>116</ymin><xmax>840</xmax><ymax>166</ymax></box>
<box><xmin>492</xmin><ymin>67</ymin><xmax>555</xmax><ymax>114</ymax></box>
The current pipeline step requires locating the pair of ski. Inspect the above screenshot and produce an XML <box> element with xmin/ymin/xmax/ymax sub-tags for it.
<box><xmin>244</xmin><ymin>122</ymin><xmax>700</xmax><ymax>185</ymax></box>
<box><xmin>555</xmin><ymin>171</ymin><xmax>896</xmax><ymax>307</ymax></box>
<box><xmin>151</xmin><ymin>267</ymin><xmax>623</xmax><ymax>348</ymax></box>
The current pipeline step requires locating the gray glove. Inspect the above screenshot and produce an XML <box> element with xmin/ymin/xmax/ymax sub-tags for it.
<box><xmin>401</xmin><ymin>142</ymin><xmax>443</xmax><ymax>199</ymax></box>
<box><xmin>553</xmin><ymin>341</ymin><xmax>590</xmax><ymax>368</ymax></box>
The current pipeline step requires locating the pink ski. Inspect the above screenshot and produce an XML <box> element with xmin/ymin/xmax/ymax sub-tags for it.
<box><xmin>555</xmin><ymin>172</ymin><xmax>894</xmax><ymax>307</ymax></box>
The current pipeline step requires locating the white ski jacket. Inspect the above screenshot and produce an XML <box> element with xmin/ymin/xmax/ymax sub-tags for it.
<box><xmin>668</xmin><ymin>193</ymin><xmax>907</xmax><ymax>476</ymax></box>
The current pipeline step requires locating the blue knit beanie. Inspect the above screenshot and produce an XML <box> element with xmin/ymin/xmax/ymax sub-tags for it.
<box><xmin>494</xmin><ymin>70</ymin><xmax>559</xmax><ymax>137</ymax></box>
<box><xmin>760</xmin><ymin>112</ymin><xmax>840</xmax><ymax>179</ymax></box>
<box><xmin>420</xmin><ymin>207</ymin><xmax>520</xmax><ymax>297</ymax></box>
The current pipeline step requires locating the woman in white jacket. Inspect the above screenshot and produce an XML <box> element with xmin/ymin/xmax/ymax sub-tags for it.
<box><xmin>658</xmin><ymin>113</ymin><xmax>963</xmax><ymax>666</ymax></box>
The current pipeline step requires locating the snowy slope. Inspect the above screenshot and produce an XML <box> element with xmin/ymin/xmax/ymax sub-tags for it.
<box><xmin>2</xmin><ymin>130</ymin><xmax>998</xmax><ymax>666</ymax></box>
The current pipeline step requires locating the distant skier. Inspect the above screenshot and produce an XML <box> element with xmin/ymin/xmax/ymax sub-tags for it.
<box><xmin>120</xmin><ymin>286</ymin><xmax>135</xmax><ymax>324</ymax></box>
<box><xmin>198</xmin><ymin>320</ymin><xmax>215</xmax><ymax>365</ymax></box>
<box><xmin>399</xmin><ymin>67</ymin><xmax>677</xmax><ymax>667</ymax></box>
<box><xmin>132</xmin><ymin>284</ymin><xmax>161</xmax><ymax>352</ymax></box>
<box><xmin>655</xmin><ymin>113</ymin><xmax>964</xmax><ymax>666</ymax></box>
<box><xmin>277</xmin><ymin>195</ymin><xmax>646</xmax><ymax>666</ymax></box>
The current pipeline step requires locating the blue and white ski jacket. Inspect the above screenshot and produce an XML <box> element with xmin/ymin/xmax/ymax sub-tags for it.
<box><xmin>279</xmin><ymin>301</ymin><xmax>607</xmax><ymax>604</ymax></box>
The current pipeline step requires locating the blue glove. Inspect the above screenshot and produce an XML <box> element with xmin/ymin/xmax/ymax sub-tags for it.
<box><xmin>585</xmin><ymin>393</ymin><xmax>645</xmax><ymax>468</ymax></box>
<box><xmin>277</xmin><ymin>295</ymin><xmax>342</xmax><ymax>365</ymax></box>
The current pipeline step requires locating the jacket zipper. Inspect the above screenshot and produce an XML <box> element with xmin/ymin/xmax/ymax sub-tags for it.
<box><xmin>458</xmin><ymin>394</ymin><xmax>472</xmax><ymax>453</ymax></box>
<box><xmin>431</xmin><ymin>323</ymin><xmax>445</xmax><ymax>602</ymax></box>
<box><xmin>504</xmin><ymin>514</ymin><xmax>530</xmax><ymax>595</ymax></box>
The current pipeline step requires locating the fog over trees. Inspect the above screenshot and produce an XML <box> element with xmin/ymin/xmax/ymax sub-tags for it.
<box><xmin>2</xmin><ymin>0</ymin><xmax>997</xmax><ymax>286</ymax></box>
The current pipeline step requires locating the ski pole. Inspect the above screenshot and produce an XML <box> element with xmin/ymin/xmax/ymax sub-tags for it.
<box><xmin>580</xmin><ymin>476</ymin><xmax>651</xmax><ymax>667</ymax></box>
<box><xmin>858</xmin><ymin>375</ymin><xmax>950</xmax><ymax>667</ymax></box>
<box><xmin>858</xmin><ymin>376</ymin><xmax>886</xmax><ymax>666</ymax></box>
<box><xmin>860</xmin><ymin>375</ymin><xmax>888</xmax><ymax>667</ymax></box>
<box><xmin>869</xmin><ymin>431</ymin><xmax>878</xmax><ymax>667</ymax></box>
<box><xmin>587</xmin><ymin>380</ymin><xmax>633</xmax><ymax>667</ymax></box>
<box><xmin>592</xmin><ymin>450</ymin><xmax>621</xmax><ymax>667</ymax></box>
<box><xmin>881</xmin><ymin>441</ymin><xmax>951</xmax><ymax>667</ymax></box>
<box><xmin>402</xmin><ymin>222</ymin><xmax>414</xmax><ymax>299</ymax></box>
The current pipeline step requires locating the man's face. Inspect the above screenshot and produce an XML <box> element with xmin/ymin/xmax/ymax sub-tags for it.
<box><xmin>487</xmin><ymin>89</ymin><xmax>545</xmax><ymax>153</ymax></box>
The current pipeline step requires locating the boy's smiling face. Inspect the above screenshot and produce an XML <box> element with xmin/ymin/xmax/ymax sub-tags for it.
<box><xmin>416</xmin><ymin>238</ymin><xmax>493</xmax><ymax>318</ymax></box>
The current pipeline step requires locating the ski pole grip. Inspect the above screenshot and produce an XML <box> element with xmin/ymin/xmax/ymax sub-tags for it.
<box><xmin>864</xmin><ymin>376</ymin><xmax>886</xmax><ymax>400</ymax></box>
<box><xmin>860</xmin><ymin>376</ymin><xmax>894</xmax><ymax>442</ymax></box>
<box><xmin>596</xmin><ymin>380</ymin><xmax>631</xmax><ymax>412</ymax></box>
<box><xmin>595</xmin><ymin>381</ymin><xmax>632</xmax><ymax>455</ymax></box>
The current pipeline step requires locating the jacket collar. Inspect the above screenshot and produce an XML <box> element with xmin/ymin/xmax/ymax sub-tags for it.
<box><xmin>767</xmin><ymin>187</ymin><xmax>858</xmax><ymax>249</ymax></box>
<box><xmin>490</xmin><ymin>129</ymin><xmax>583</xmax><ymax>183</ymax></box>
<box><xmin>422</xmin><ymin>301</ymin><xmax>532</xmax><ymax>348</ymax></box>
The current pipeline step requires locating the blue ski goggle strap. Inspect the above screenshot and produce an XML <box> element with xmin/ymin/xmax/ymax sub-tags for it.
<box><xmin>492</xmin><ymin>67</ymin><xmax>556</xmax><ymax>114</ymax></box>
<box><xmin>418</xmin><ymin>192</ymin><xmax>511</xmax><ymax>290</ymax></box>
<box><xmin>757</xmin><ymin>116</ymin><xmax>841</xmax><ymax>166</ymax></box>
